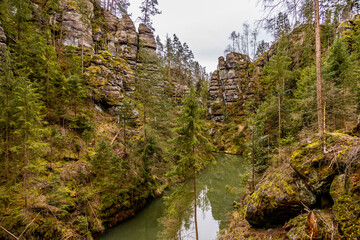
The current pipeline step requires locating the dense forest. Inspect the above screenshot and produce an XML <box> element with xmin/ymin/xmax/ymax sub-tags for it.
<box><xmin>1</xmin><ymin>0</ymin><xmax>360</xmax><ymax>239</ymax></box>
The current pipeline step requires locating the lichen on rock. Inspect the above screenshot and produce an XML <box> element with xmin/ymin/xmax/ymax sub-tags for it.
<box><xmin>245</xmin><ymin>163</ymin><xmax>316</xmax><ymax>227</ymax></box>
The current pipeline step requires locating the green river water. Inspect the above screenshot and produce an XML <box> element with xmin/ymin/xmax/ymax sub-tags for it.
<box><xmin>99</xmin><ymin>153</ymin><xmax>249</xmax><ymax>240</ymax></box>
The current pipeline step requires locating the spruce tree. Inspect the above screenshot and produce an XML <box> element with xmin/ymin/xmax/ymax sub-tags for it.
<box><xmin>0</xmin><ymin>50</ymin><xmax>14</xmax><ymax>182</ymax></box>
<box><xmin>324</xmin><ymin>38</ymin><xmax>356</xmax><ymax>130</ymax></box>
<box><xmin>171</xmin><ymin>88</ymin><xmax>213</xmax><ymax>240</ymax></box>
<box><xmin>261</xmin><ymin>37</ymin><xmax>291</xmax><ymax>150</ymax></box>
<box><xmin>13</xmin><ymin>73</ymin><xmax>44</xmax><ymax>208</ymax></box>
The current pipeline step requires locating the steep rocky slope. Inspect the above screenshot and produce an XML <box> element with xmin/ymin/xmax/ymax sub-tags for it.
<box><xmin>0</xmin><ymin>1</ymin><xmax>173</xmax><ymax>239</ymax></box>
<box><xmin>222</xmin><ymin>132</ymin><xmax>360</xmax><ymax>239</ymax></box>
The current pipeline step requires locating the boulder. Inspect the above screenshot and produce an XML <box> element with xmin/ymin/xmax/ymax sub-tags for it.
<box><xmin>290</xmin><ymin>139</ymin><xmax>336</xmax><ymax>195</ymax></box>
<box><xmin>291</xmin><ymin>133</ymin><xmax>360</xmax><ymax>195</ymax></box>
<box><xmin>245</xmin><ymin>163</ymin><xmax>316</xmax><ymax>227</ymax></box>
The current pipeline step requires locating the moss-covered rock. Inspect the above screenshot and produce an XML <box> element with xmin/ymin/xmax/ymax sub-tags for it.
<box><xmin>245</xmin><ymin>163</ymin><xmax>316</xmax><ymax>227</ymax></box>
<box><xmin>290</xmin><ymin>138</ymin><xmax>336</xmax><ymax>195</ymax></box>
<box><xmin>291</xmin><ymin>133</ymin><xmax>360</xmax><ymax>196</ymax></box>
<box><xmin>287</xmin><ymin>210</ymin><xmax>340</xmax><ymax>240</ymax></box>
<box><xmin>331</xmin><ymin>173</ymin><xmax>360</xmax><ymax>238</ymax></box>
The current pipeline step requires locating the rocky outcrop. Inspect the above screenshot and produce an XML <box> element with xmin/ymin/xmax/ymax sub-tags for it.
<box><xmin>0</xmin><ymin>22</ymin><xmax>7</xmax><ymax>56</ymax></box>
<box><xmin>104</xmin><ymin>13</ymin><xmax>139</xmax><ymax>64</ymax></box>
<box><xmin>61</xmin><ymin>0</ymin><xmax>94</xmax><ymax>48</ymax></box>
<box><xmin>208</xmin><ymin>52</ymin><xmax>259</xmax><ymax>121</ymax></box>
<box><xmin>57</xmin><ymin>0</ymin><xmax>159</xmax><ymax>109</ymax></box>
<box><xmin>138</xmin><ymin>23</ymin><xmax>156</xmax><ymax>50</ymax></box>
<box><xmin>245</xmin><ymin>163</ymin><xmax>316</xmax><ymax>227</ymax></box>
<box><xmin>245</xmin><ymin>132</ymin><xmax>360</xmax><ymax>236</ymax></box>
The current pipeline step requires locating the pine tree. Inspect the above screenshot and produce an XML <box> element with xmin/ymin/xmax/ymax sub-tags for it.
<box><xmin>139</xmin><ymin>0</ymin><xmax>161</xmax><ymax>31</ymax></box>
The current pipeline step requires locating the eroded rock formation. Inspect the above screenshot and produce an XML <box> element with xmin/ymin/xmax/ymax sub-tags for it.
<box><xmin>208</xmin><ymin>52</ymin><xmax>261</xmax><ymax>121</ymax></box>
<box><xmin>57</xmin><ymin>0</ymin><xmax>157</xmax><ymax>109</ymax></box>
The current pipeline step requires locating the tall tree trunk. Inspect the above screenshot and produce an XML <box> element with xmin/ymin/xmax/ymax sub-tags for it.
<box><xmin>278</xmin><ymin>90</ymin><xmax>281</xmax><ymax>152</ymax></box>
<box><xmin>123</xmin><ymin>117</ymin><xmax>126</xmax><ymax>154</ymax></box>
<box><xmin>81</xmin><ymin>36</ymin><xmax>84</xmax><ymax>75</ymax></box>
<box><xmin>251</xmin><ymin>129</ymin><xmax>255</xmax><ymax>192</ymax></box>
<box><xmin>5</xmin><ymin>60</ymin><xmax>10</xmax><ymax>181</ymax></box>
<box><xmin>5</xmin><ymin>113</ymin><xmax>9</xmax><ymax>181</ymax></box>
<box><xmin>192</xmin><ymin>144</ymin><xmax>199</xmax><ymax>240</ymax></box>
<box><xmin>193</xmin><ymin>156</ymin><xmax>199</xmax><ymax>240</ymax></box>
<box><xmin>144</xmin><ymin>0</ymin><xmax>149</xmax><ymax>25</ymax></box>
<box><xmin>24</xmin><ymin>128</ymin><xmax>28</xmax><ymax>208</ymax></box>
<box><xmin>110</xmin><ymin>0</ymin><xmax>115</xmax><ymax>13</ymax></box>
<box><xmin>315</xmin><ymin>0</ymin><xmax>324</xmax><ymax>135</ymax></box>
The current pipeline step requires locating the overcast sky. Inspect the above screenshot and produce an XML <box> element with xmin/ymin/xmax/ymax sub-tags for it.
<box><xmin>128</xmin><ymin>0</ymin><xmax>270</xmax><ymax>72</ymax></box>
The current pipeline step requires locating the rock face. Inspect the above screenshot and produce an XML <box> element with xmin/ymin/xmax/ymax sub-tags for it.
<box><xmin>245</xmin><ymin>163</ymin><xmax>316</xmax><ymax>227</ymax></box>
<box><xmin>0</xmin><ymin>22</ymin><xmax>7</xmax><ymax>56</ymax></box>
<box><xmin>208</xmin><ymin>52</ymin><xmax>260</xmax><ymax>120</ymax></box>
<box><xmin>57</xmin><ymin>0</ymin><xmax>158</xmax><ymax>109</ymax></box>
<box><xmin>138</xmin><ymin>23</ymin><xmax>156</xmax><ymax>50</ymax></box>
<box><xmin>245</xmin><ymin>132</ymin><xmax>360</xmax><ymax>237</ymax></box>
<box><xmin>61</xmin><ymin>0</ymin><xmax>94</xmax><ymax>48</ymax></box>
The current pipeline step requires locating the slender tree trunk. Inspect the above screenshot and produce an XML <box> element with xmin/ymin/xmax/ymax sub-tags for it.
<box><xmin>278</xmin><ymin>90</ymin><xmax>281</xmax><ymax>151</ymax></box>
<box><xmin>81</xmin><ymin>37</ymin><xmax>84</xmax><ymax>75</ymax></box>
<box><xmin>46</xmin><ymin>49</ymin><xmax>50</xmax><ymax>117</ymax></box>
<box><xmin>24</xmin><ymin>123</ymin><xmax>28</xmax><ymax>208</ymax></box>
<box><xmin>110</xmin><ymin>0</ymin><xmax>115</xmax><ymax>13</ymax></box>
<box><xmin>123</xmin><ymin>117</ymin><xmax>126</xmax><ymax>154</ymax></box>
<box><xmin>315</xmin><ymin>0</ymin><xmax>324</xmax><ymax>135</ymax></box>
<box><xmin>5</xmin><ymin>63</ymin><xmax>10</xmax><ymax>181</ymax></box>
<box><xmin>193</xmin><ymin>145</ymin><xmax>199</xmax><ymax>240</ymax></box>
<box><xmin>107</xmin><ymin>0</ymin><xmax>111</xmax><ymax>11</ymax></box>
<box><xmin>251</xmin><ymin>129</ymin><xmax>255</xmax><ymax>192</ymax></box>
<box><xmin>193</xmin><ymin>170</ymin><xmax>198</xmax><ymax>240</ymax></box>
<box><xmin>144</xmin><ymin>0</ymin><xmax>149</xmax><ymax>25</ymax></box>
<box><xmin>143</xmin><ymin>102</ymin><xmax>147</xmax><ymax>139</ymax></box>
<box><xmin>5</xmin><ymin>112</ymin><xmax>9</xmax><ymax>181</ymax></box>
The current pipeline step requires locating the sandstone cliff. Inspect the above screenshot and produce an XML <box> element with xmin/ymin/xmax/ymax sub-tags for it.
<box><xmin>55</xmin><ymin>0</ymin><xmax>157</xmax><ymax>110</ymax></box>
<box><xmin>208</xmin><ymin>52</ymin><xmax>265</xmax><ymax>121</ymax></box>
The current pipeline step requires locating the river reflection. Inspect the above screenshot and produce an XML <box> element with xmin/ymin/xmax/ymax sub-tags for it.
<box><xmin>99</xmin><ymin>153</ymin><xmax>249</xmax><ymax>240</ymax></box>
<box><xmin>180</xmin><ymin>154</ymin><xmax>249</xmax><ymax>239</ymax></box>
